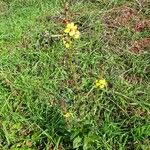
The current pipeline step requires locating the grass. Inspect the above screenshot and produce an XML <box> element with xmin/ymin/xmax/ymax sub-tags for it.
<box><xmin>0</xmin><ymin>0</ymin><xmax>150</xmax><ymax>149</ymax></box>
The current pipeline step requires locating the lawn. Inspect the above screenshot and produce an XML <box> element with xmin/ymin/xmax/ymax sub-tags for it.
<box><xmin>0</xmin><ymin>0</ymin><xmax>150</xmax><ymax>149</ymax></box>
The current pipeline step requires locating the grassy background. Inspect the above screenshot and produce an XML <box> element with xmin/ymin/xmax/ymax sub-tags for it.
<box><xmin>0</xmin><ymin>0</ymin><xmax>150</xmax><ymax>149</ymax></box>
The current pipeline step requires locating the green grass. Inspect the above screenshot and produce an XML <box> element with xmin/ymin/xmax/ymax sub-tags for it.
<box><xmin>0</xmin><ymin>0</ymin><xmax>150</xmax><ymax>149</ymax></box>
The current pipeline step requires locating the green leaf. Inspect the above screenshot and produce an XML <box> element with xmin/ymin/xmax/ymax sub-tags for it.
<box><xmin>73</xmin><ymin>136</ymin><xmax>82</xmax><ymax>149</ymax></box>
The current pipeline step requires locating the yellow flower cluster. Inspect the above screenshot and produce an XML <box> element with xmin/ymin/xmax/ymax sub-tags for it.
<box><xmin>63</xmin><ymin>112</ymin><xmax>71</xmax><ymax>118</ymax></box>
<box><xmin>63</xmin><ymin>22</ymin><xmax>80</xmax><ymax>48</ymax></box>
<box><xmin>95</xmin><ymin>79</ymin><xmax>107</xmax><ymax>89</ymax></box>
<box><xmin>64</xmin><ymin>22</ymin><xmax>80</xmax><ymax>39</ymax></box>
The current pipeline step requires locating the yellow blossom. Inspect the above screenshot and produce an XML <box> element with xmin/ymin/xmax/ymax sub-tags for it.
<box><xmin>64</xmin><ymin>23</ymin><xmax>76</xmax><ymax>33</ymax></box>
<box><xmin>64</xmin><ymin>28</ymin><xmax>70</xmax><ymax>33</ymax></box>
<box><xmin>66</xmin><ymin>23</ymin><xmax>77</xmax><ymax>30</ymax></box>
<box><xmin>63</xmin><ymin>112</ymin><xmax>71</xmax><ymax>118</ymax></box>
<box><xmin>95</xmin><ymin>79</ymin><xmax>107</xmax><ymax>89</ymax></box>
<box><xmin>64</xmin><ymin>22</ymin><xmax>80</xmax><ymax>39</ymax></box>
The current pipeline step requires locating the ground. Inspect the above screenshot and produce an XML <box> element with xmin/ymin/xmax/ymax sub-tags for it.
<box><xmin>0</xmin><ymin>0</ymin><xmax>150</xmax><ymax>149</ymax></box>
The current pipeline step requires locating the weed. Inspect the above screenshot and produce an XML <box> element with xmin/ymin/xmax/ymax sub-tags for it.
<box><xmin>0</xmin><ymin>0</ymin><xmax>150</xmax><ymax>149</ymax></box>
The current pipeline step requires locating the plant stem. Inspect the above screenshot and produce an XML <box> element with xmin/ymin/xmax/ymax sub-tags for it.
<box><xmin>68</xmin><ymin>47</ymin><xmax>79</xmax><ymax>91</ymax></box>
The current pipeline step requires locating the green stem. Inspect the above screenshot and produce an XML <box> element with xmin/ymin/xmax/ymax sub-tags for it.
<box><xmin>68</xmin><ymin>47</ymin><xmax>79</xmax><ymax>91</ymax></box>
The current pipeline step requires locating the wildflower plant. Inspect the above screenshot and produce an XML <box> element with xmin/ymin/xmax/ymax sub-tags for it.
<box><xmin>62</xmin><ymin>22</ymin><xmax>80</xmax><ymax>90</ymax></box>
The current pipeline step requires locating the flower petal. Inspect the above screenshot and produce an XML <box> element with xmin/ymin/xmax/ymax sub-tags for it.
<box><xmin>67</xmin><ymin>23</ymin><xmax>75</xmax><ymax>29</ymax></box>
<box><xmin>64</xmin><ymin>28</ymin><xmax>70</xmax><ymax>33</ymax></box>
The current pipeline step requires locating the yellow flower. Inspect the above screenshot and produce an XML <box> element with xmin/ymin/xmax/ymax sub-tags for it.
<box><xmin>63</xmin><ymin>112</ymin><xmax>71</xmax><ymax>118</ymax></box>
<box><xmin>64</xmin><ymin>22</ymin><xmax>80</xmax><ymax>39</ymax></box>
<box><xmin>95</xmin><ymin>79</ymin><xmax>107</xmax><ymax>89</ymax></box>
<box><xmin>64</xmin><ymin>23</ymin><xmax>76</xmax><ymax>33</ymax></box>
<box><xmin>66</xmin><ymin>23</ymin><xmax>77</xmax><ymax>30</ymax></box>
<box><xmin>64</xmin><ymin>28</ymin><xmax>70</xmax><ymax>33</ymax></box>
